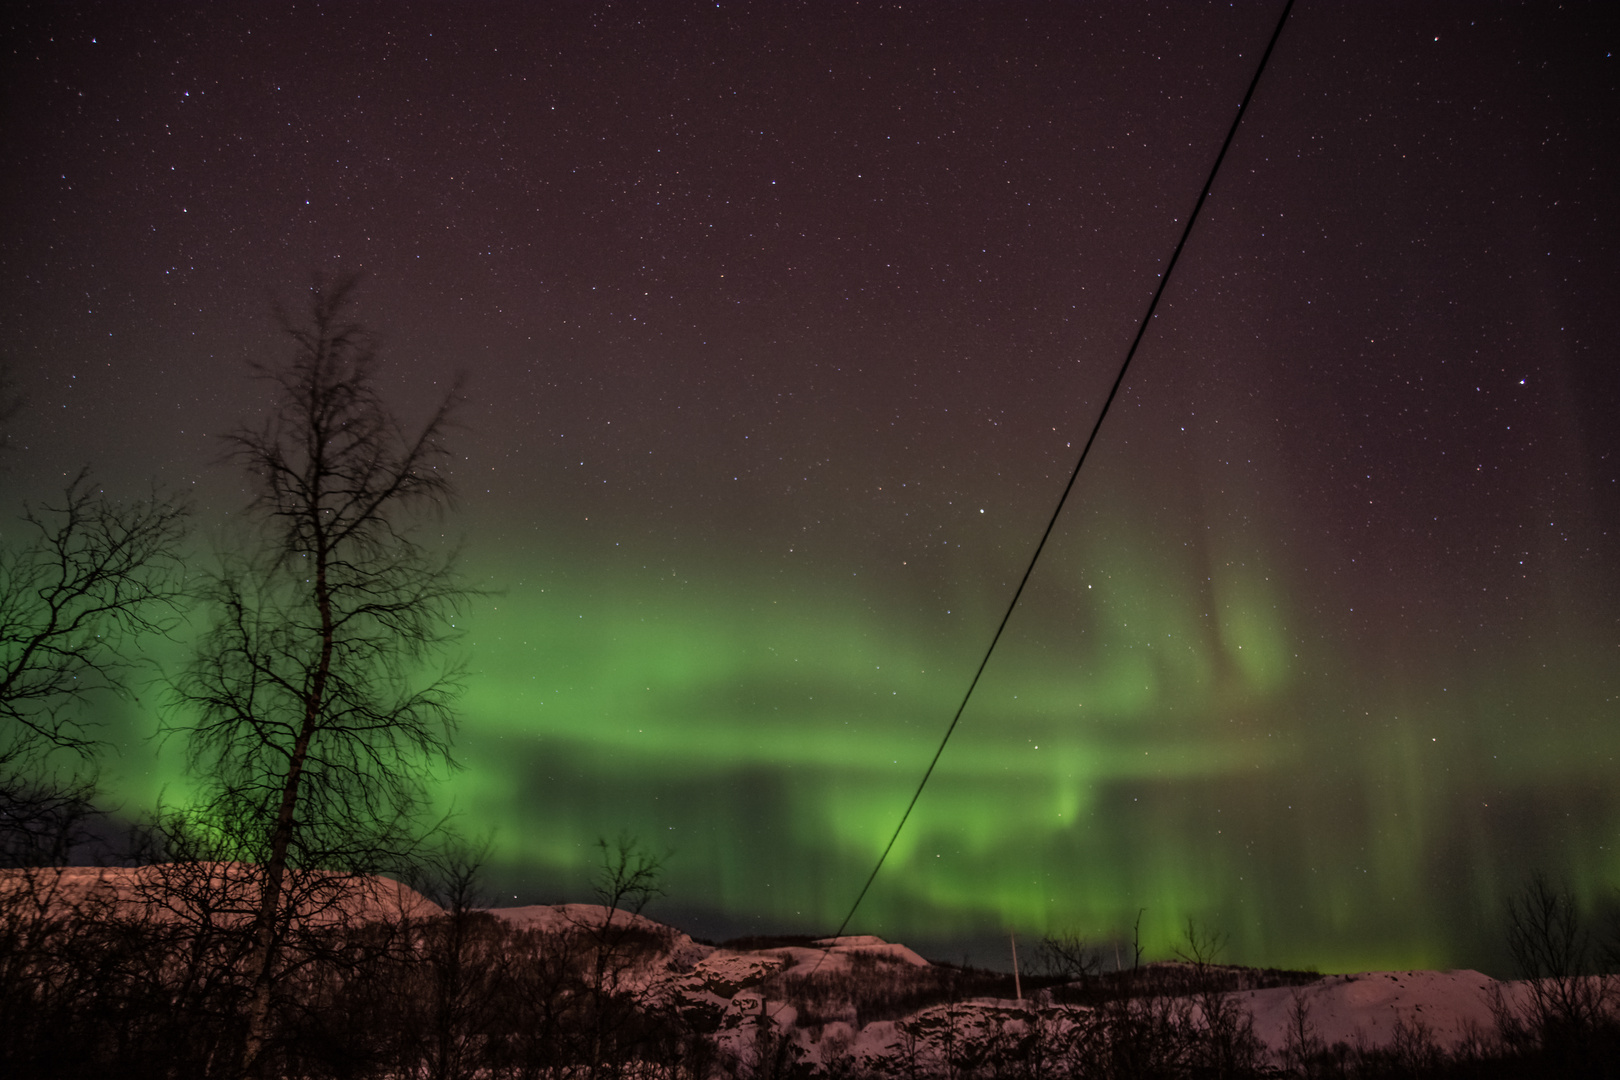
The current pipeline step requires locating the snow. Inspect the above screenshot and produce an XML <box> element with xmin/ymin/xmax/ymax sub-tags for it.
<box><xmin>0</xmin><ymin>863</ymin><xmax>443</xmax><ymax>925</ymax></box>
<box><xmin>1239</xmin><ymin>969</ymin><xmax>1503</xmax><ymax>1055</ymax></box>
<box><xmin>13</xmin><ymin>867</ymin><xmax>1605</xmax><ymax>1070</ymax></box>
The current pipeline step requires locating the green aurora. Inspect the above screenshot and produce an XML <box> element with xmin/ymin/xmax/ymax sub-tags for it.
<box><xmin>8</xmin><ymin>0</ymin><xmax>1618</xmax><ymax>976</ymax></box>
<box><xmin>456</xmin><ymin>539</ymin><xmax>1615</xmax><ymax>971</ymax></box>
<box><xmin>104</xmin><ymin>458</ymin><xmax>1618</xmax><ymax>974</ymax></box>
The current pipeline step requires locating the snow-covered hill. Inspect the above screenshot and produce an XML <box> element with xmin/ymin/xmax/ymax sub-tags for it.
<box><xmin>7</xmin><ymin>866</ymin><xmax>1608</xmax><ymax>1075</ymax></box>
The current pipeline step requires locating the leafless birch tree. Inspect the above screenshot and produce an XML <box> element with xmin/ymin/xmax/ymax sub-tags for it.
<box><xmin>171</xmin><ymin>274</ymin><xmax>467</xmax><ymax>1077</ymax></box>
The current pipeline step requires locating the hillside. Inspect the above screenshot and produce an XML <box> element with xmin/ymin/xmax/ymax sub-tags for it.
<box><xmin>5</xmin><ymin>865</ymin><xmax>1615</xmax><ymax>1077</ymax></box>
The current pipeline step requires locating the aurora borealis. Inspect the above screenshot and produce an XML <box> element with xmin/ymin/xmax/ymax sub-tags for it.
<box><xmin>3</xmin><ymin>2</ymin><xmax>1617</xmax><ymax>972</ymax></box>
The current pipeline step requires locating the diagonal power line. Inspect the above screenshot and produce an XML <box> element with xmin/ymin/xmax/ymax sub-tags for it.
<box><xmin>825</xmin><ymin>0</ymin><xmax>1297</xmax><ymax>949</ymax></box>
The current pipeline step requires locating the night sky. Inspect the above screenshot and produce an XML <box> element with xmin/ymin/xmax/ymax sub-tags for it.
<box><xmin>4</xmin><ymin>2</ymin><xmax>1618</xmax><ymax>972</ymax></box>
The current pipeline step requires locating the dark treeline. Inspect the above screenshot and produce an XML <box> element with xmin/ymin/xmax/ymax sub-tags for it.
<box><xmin>4</xmin><ymin>860</ymin><xmax>1620</xmax><ymax>1079</ymax></box>
<box><xmin>0</xmin><ymin>860</ymin><xmax>708</xmax><ymax>1079</ymax></box>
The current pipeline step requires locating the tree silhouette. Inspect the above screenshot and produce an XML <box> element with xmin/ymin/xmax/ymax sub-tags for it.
<box><xmin>171</xmin><ymin>274</ymin><xmax>467</xmax><ymax>1077</ymax></box>
<box><xmin>0</xmin><ymin>471</ymin><xmax>188</xmax><ymax>866</ymax></box>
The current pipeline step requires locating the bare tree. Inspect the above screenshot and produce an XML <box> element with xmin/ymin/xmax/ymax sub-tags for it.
<box><xmin>577</xmin><ymin>832</ymin><xmax>670</xmax><ymax>1079</ymax></box>
<box><xmin>1173</xmin><ymin>918</ymin><xmax>1264</xmax><ymax>1078</ymax></box>
<box><xmin>1</xmin><ymin>471</ymin><xmax>188</xmax><ymax>865</ymax></box>
<box><xmin>1280</xmin><ymin>989</ymin><xmax>1324</xmax><ymax>1075</ymax></box>
<box><xmin>1040</xmin><ymin>930</ymin><xmax>1101</xmax><ymax>996</ymax></box>
<box><xmin>408</xmin><ymin>835</ymin><xmax>504</xmax><ymax>1080</ymax></box>
<box><xmin>1497</xmin><ymin>870</ymin><xmax>1617</xmax><ymax>1070</ymax></box>
<box><xmin>170</xmin><ymin>274</ymin><xmax>467</xmax><ymax>1078</ymax></box>
<box><xmin>1507</xmin><ymin>871</ymin><xmax>1591</xmax><ymax>987</ymax></box>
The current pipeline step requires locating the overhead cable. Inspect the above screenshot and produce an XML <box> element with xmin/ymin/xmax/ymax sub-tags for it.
<box><xmin>822</xmin><ymin>0</ymin><xmax>1298</xmax><ymax>952</ymax></box>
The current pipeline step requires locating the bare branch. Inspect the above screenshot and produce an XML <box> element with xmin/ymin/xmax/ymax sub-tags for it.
<box><xmin>0</xmin><ymin>470</ymin><xmax>189</xmax><ymax>769</ymax></box>
<box><xmin>168</xmin><ymin>276</ymin><xmax>470</xmax><ymax>1078</ymax></box>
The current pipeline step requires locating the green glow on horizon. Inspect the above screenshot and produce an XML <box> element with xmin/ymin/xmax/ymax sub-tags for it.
<box><xmin>96</xmin><ymin>501</ymin><xmax>1620</xmax><ymax>974</ymax></box>
<box><xmin>437</xmin><ymin>509</ymin><xmax>1616</xmax><ymax>970</ymax></box>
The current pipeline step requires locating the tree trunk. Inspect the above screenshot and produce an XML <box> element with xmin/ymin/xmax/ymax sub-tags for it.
<box><xmin>239</xmin><ymin>544</ymin><xmax>333</xmax><ymax>1079</ymax></box>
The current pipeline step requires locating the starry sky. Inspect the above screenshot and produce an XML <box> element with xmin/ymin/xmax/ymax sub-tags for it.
<box><xmin>3</xmin><ymin>2</ymin><xmax>1618</xmax><ymax>972</ymax></box>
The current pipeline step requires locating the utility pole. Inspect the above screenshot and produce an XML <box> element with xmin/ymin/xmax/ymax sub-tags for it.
<box><xmin>1011</xmin><ymin>932</ymin><xmax>1022</xmax><ymax>1001</ymax></box>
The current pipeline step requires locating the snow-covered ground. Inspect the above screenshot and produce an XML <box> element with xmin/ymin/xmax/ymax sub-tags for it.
<box><xmin>0</xmin><ymin>863</ymin><xmax>442</xmax><ymax>925</ymax></box>
<box><xmin>475</xmin><ymin>899</ymin><xmax>1591</xmax><ymax>1069</ymax></box>
<box><xmin>1240</xmin><ymin>969</ymin><xmax>1505</xmax><ymax>1054</ymax></box>
<box><xmin>9</xmin><ymin>866</ymin><xmax>1605</xmax><ymax>1072</ymax></box>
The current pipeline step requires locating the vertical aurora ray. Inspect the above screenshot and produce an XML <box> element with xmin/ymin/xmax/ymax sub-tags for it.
<box><xmin>399</xmin><ymin>436</ymin><xmax>1620</xmax><ymax>972</ymax></box>
<box><xmin>6</xmin><ymin>0</ymin><xmax>1614</xmax><ymax>977</ymax></box>
<box><xmin>87</xmin><ymin>307</ymin><xmax>1620</xmax><ymax>973</ymax></box>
